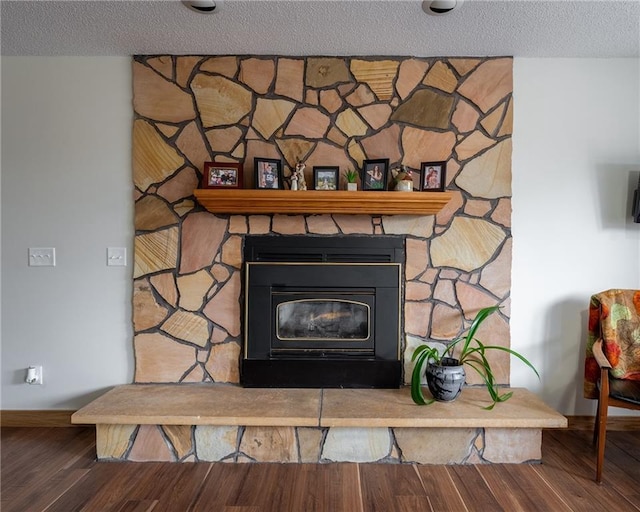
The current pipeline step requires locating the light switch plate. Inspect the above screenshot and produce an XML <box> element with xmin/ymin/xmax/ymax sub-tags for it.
<box><xmin>107</xmin><ymin>247</ymin><xmax>127</xmax><ymax>266</ymax></box>
<box><xmin>28</xmin><ymin>247</ymin><xmax>56</xmax><ymax>267</ymax></box>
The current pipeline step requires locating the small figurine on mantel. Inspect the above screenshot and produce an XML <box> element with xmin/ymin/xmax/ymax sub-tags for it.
<box><xmin>293</xmin><ymin>161</ymin><xmax>307</xmax><ymax>191</ymax></box>
<box><xmin>391</xmin><ymin>165</ymin><xmax>414</xmax><ymax>191</ymax></box>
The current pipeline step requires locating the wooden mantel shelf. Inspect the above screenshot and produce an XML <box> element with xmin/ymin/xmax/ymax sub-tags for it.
<box><xmin>194</xmin><ymin>189</ymin><xmax>453</xmax><ymax>215</ymax></box>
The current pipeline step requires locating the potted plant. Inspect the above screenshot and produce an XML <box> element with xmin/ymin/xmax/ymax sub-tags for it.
<box><xmin>410</xmin><ymin>305</ymin><xmax>539</xmax><ymax>410</ymax></box>
<box><xmin>343</xmin><ymin>169</ymin><xmax>358</xmax><ymax>191</ymax></box>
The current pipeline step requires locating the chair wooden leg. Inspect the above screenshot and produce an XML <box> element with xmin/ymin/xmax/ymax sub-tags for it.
<box><xmin>595</xmin><ymin>369</ymin><xmax>610</xmax><ymax>484</ymax></box>
<box><xmin>596</xmin><ymin>401</ymin><xmax>607</xmax><ymax>483</ymax></box>
<box><xmin>593</xmin><ymin>399</ymin><xmax>600</xmax><ymax>446</ymax></box>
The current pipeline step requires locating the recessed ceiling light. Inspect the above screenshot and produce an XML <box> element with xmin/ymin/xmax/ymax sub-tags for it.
<box><xmin>422</xmin><ymin>0</ymin><xmax>464</xmax><ymax>16</ymax></box>
<box><xmin>183</xmin><ymin>0</ymin><xmax>220</xmax><ymax>14</ymax></box>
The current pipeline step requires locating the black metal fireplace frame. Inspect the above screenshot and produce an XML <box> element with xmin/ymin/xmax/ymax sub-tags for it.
<box><xmin>241</xmin><ymin>236</ymin><xmax>404</xmax><ymax>389</ymax></box>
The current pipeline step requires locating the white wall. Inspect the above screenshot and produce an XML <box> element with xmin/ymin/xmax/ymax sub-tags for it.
<box><xmin>1</xmin><ymin>57</ymin><xmax>638</xmax><ymax>414</ymax></box>
<box><xmin>511</xmin><ymin>58</ymin><xmax>640</xmax><ymax>415</ymax></box>
<box><xmin>1</xmin><ymin>57</ymin><xmax>133</xmax><ymax>409</ymax></box>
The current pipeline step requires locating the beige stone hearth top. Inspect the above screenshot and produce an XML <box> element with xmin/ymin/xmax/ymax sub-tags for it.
<box><xmin>73</xmin><ymin>385</ymin><xmax>321</xmax><ymax>427</ymax></box>
<box><xmin>71</xmin><ymin>385</ymin><xmax>567</xmax><ymax>429</ymax></box>
<box><xmin>321</xmin><ymin>388</ymin><xmax>566</xmax><ymax>428</ymax></box>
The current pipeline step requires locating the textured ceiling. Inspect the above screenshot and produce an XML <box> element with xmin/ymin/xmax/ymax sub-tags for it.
<box><xmin>1</xmin><ymin>0</ymin><xmax>639</xmax><ymax>58</ymax></box>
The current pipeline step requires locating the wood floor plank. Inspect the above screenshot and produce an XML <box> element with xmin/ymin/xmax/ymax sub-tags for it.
<box><xmin>228</xmin><ymin>463</ymin><xmax>363</xmax><ymax>512</ymax></box>
<box><xmin>226</xmin><ymin>463</ymin><xmax>290</xmax><ymax>510</ymax></box>
<box><xmin>45</xmin><ymin>463</ymin><xmax>160</xmax><ymax>512</ymax></box>
<box><xmin>331</xmin><ymin>463</ymin><xmax>363</xmax><ymax>512</ymax></box>
<box><xmin>43</xmin><ymin>463</ymin><xmax>120</xmax><ymax>512</ymax></box>
<box><xmin>190</xmin><ymin>463</ymin><xmax>252</xmax><ymax>511</ymax></box>
<box><xmin>310</xmin><ymin>463</ymin><xmax>362</xmax><ymax>512</ymax></box>
<box><xmin>546</xmin><ymin>429</ymin><xmax>640</xmax><ymax>507</ymax></box>
<box><xmin>0</xmin><ymin>427</ymin><xmax>50</xmax><ymax>462</ymax></box>
<box><xmin>1</xmin><ymin>427</ymin><xmax>94</xmax><ymax>492</ymax></box>
<box><xmin>84</xmin><ymin>463</ymin><xmax>181</xmax><ymax>512</ymax></box>
<box><xmin>415</xmin><ymin>465</ymin><xmax>464</xmax><ymax>512</ymax></box>
<box><xmin>147</xmin><ymin>463</ymin><xmax>213</xmax><ymax>512</ymax></box>
<box><xmin>537</xmin><ymin>432</ymin><xmax>640</xmax><ymax>512</ymax></box>
<box><xmin>609</xmin><ymin>430</ymin><xmax>640</xmax><ymax>462</ymax></box>
<box><xmin>447</xmin><ymin>466</ymin><xmax>506</xmax><ymax>512</ymax></box>
<box><xmin>3</xmin><ymin>468</ymin><xmax>90</xmax><ymax>512</ymax></box>
<box><xmin>235</xmin><ymin>463</ymin><xmax>297</xmax><ymax>510</ymax></box>
<box><xmin>594</xmin><ymin>439</ymin><xmax>640</xmax><ymax>507</ymax></box>
<box><xmin>274</xmin><ymin>463</ymin><xmax>361</xmax><ymax>512</ymax></box>
<box><xmin>395</xmin><ymin>495</ymin><xmax>432</xmax><ymax>512</ymax></box>
<box><xmin>285</xmin><ymin>464</ymin><xmax>338</xmax><ymax>512</ymax></box>
<box><xmin>359</xmin><ymin>464</ymin><xmax>429</xmax><ymax>512</ymax></box>
<box><xmin>532</xmin><ymin>461</ymin><xmax>631</xmax><ymax>512</ymax></box>
<box><xmin>112</xmin><ymin>500</ymin><xmax>159</xmax><ymax>512</ymax></box>
<box><xmin>229</xmin><ymin>464</ymin><xmax>361</xmax><ymax>512</ymax></box>
<box><xmin>192</xmin><ymin>463</ymin><xmax>363</xmax><ymax>512</ymax></box>
<box><xmin>477</xmin><ymin>463</ymin><xmax>572</xmax><ymax>512</ymax></box>
<box><xmin>97</xmin><ymin>461</ymin><xmax>209</xmax><ymax>510</ymax></box>
<box><xmin>1</xmin><ymin>427</ymin><xmax>96</xmax><ymax>504</ymax></box>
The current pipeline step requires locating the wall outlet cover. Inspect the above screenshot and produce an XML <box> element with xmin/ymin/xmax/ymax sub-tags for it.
<box><xmin>107</xmin><ymin>247</ymin><xmax>127</xmax><ymax>266</ymax></box>
<box><xmin>28</xmin><ymin>248</ymin><xmax>56</xmax><ymax>267</ymax></box>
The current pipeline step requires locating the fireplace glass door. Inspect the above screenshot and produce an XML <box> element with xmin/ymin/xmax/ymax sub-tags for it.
<box><xmin>273</xmin><ymin>293</ymin><xmax>374</xmax><ymax>354</ymax></box>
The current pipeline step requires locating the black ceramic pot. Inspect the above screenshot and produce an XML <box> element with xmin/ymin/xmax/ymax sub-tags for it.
<box><xmin>426</xmin><ymin>357</ymin><xmax>466</xmax><ymax>402</ymax></box>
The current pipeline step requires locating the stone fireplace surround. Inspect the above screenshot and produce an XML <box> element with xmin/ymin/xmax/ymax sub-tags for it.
<box><xmin>132</xmin><ymin>54</ymin><xmax>514</xmax><ymax>389</ymax></box>
<box><xmin>72</xmin><ymin>54</ymin><xmax>563</xmax><ymax>464</ymax></box>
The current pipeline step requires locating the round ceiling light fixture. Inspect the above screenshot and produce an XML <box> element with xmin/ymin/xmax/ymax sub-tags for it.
<box><xmin>183</xmin><ymin>0</ymin><xmax>220</xmax><ymax>14</ymax></box>
<box><xmin>422</xmin><ymin>0</ymin><xmax>464</xmax><ymax>15</ymax></box>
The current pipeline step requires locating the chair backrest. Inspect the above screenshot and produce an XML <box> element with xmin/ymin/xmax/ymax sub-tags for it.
<box><xmin>584</xmin><ymin>289</ymin><xmax>640</xmax><ymax>399</ymax></box>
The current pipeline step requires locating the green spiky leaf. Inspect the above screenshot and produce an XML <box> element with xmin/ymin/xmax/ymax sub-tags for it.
<box><xmin>410</xmin><ymin>349</ymin><xmax>432</xmax><ymax>405</ymax></box>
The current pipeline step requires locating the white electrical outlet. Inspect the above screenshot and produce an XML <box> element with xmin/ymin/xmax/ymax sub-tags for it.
<box><xmin>28</xmin><ymin>248</ymin><xmax>56</xmax><ymax>267</ymax></box>
<box><xmin>26</xmin><ymin>365</ymin><xmax>43</xmax><ymax>385</ymax></box>
<box><xmin>107</xmin><ymin>247</ymin><xmax>127</xmax><ymax>266</ymax></box>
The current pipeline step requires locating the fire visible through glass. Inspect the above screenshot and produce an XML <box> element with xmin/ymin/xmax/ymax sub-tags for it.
<box><xmin>276</xmin><ymin>299</ymin><xmax>370</xmax><ymax>341</ymax></box>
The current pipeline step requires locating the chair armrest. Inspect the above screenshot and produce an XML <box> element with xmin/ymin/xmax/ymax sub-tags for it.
<box><xmin>592</xmin><ymin>339</ymin><xmax>612</xmax><ymax>369</ymax></box>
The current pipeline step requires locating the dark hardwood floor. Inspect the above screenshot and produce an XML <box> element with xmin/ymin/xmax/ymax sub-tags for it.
<box><xmin>2</xmin><ymin>427</ymin><xmax>639</xmax><ymax>511</ymax></box>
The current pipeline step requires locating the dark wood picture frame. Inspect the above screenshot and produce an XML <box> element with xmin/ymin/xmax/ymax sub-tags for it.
<box><xmin>201</xmin><ymin>162</ymin><xmax>243</xmax><ymax>189</ymax></box>
<box><xmin>362</xmin><ymin>159</ymin><xmax>389</xmax><ymax>191</ymax></box>
<box><xmin>313</xmin><ymin>166</ymin><xmax>339</xmax><ymax>190</ymax></box>
<box><xmin>420</xmin><ymin>161</ymin><xmax>447</xmax><ymax>192</ymax></box>
<box><xmin>255</xmin><ymin>158</ymin><xmax>283</xmax><ymax>190</ymax></box>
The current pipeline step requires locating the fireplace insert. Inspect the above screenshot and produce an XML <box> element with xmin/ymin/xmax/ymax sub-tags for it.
<box><xmin>242</xmin><ymin>236</ymin><xmax>403</xmax><ymax>388</ymax></box>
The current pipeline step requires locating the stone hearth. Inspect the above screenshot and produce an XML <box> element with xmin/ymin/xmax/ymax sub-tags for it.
<box><xmin>72</xmin><ymin>385</ymin><xmax>566</xmax><ymax>463</ymax></box>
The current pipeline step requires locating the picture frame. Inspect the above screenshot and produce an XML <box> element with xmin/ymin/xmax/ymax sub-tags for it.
<box><xmin>313</xmin><ymin>166</ymin><xmax>339</xmax><ymax>191</ymax></box>
<box><xmin>201</xmin><ymin>162</ymin><xmax>243</xmax><ymax>189</ymax></box>
<box><xmin>362</xmin><ymin>159</ymin><xmax>389</xmax><ymax>191</ymax></box>
<box><xmin>420</xmin><ymin>161</ymin><xmax>447</xmax><ymax>192</ymax></box>
<box><xmin>255</xmin><ymin>158</ymin><xmax>283</xmax><ymax>190</ymax></box>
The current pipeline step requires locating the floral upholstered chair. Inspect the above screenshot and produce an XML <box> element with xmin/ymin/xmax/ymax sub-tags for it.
<box><xmin>584</xmin><ymin>289</ymin><xmax>640</xmax><ymax>483</ymax></box>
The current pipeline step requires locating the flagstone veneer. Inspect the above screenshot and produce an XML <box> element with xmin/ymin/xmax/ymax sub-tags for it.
<box><xmin>132</xmin><ymin>54</ymin><xmax>513</xmax><ymax>389</ymax></box>
<box><xmin>78</xmin><ymin>387</ymin><xmax>564</xmax><ymax>463</ymax></box>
